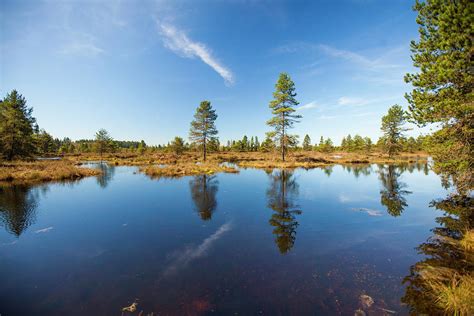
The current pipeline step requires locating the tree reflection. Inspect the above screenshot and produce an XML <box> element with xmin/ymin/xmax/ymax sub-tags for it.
<box><xmin>266</xmin><ymin>169</ymin><xmax>302</xmax><ymax>254</ymax></box>
<box><xmin>378</xmin><ymin>165</ymin><xmax>412</xmax><ymax>216</ymax></box>
<box><xmin>95</xmin><ymin>162</ymin><xmax>116</xmax><ymax>188</ymax></box>
<box><xmin>402</xmin><ymin>195</ymin><xmax>474</xmax><ymax>314</ymax></box>
<box><xmin>189</xmin><ymin>175</ymin><xmax>218</xmax><ymax>221</ymax></box>
<box><xmin>0</xmin><ymin>185</ymin><xmax>41</xmax><ymax>236</ymax></box>
<box><xmin>343</xmin><ymin>165</ymin><xmax>372</xmax><ymax>178</ymax></box>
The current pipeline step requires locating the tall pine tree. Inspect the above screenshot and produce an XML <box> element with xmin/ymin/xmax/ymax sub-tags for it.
<box><xmin>0</xmin><ymin>90</ymin><xmax>37</xmax><ymax>160</ymax></box>
<box><xmin>266</xmin><ymin>73</ymin><xmax>301</xmax><ymax>161</ymax></box>
<box><xmin>189</xmin><ymin>101</ymin><xmax>218</xmax><ymax>161</ymax></box>
<box><xmin>405</xmin><ymin>0</ymin><xmax>473</xmax><ymax>194</ymax></box>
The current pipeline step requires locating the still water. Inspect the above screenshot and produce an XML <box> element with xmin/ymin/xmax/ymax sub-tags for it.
<box><xmin>0</xmin><ymin>162</ymin><xmax>447</xmax><ymax>315</ymax></box>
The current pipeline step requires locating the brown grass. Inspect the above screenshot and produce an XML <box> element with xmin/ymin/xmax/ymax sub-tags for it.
<box><xmin>419</xmin><ymin>230</ymin><xmax>474</xmax><ymax>315</ymax></box>
<box><xmin>45</xmin><ymin>150</ymin><xmax>428</xmax><ymax>179</ymax></box>
<box><xmin>0</xmin><ymin>160</ymin><xmax>101</xmax><ymax>185</ymax></box>
<box><xmin>139</xmin><ymin>162</ymin><xmax>239</xmax><ymax>178</ymax></box>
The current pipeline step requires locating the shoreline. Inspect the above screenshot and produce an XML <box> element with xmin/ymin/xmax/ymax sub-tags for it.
<box><xmin>0</xmin><ymin>151</ymin><xmax>428</xmax><ymax>184</ymax></box>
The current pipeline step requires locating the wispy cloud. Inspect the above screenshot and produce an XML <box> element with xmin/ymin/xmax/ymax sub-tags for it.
<box><xmin>318</xmin><ymin>44</ymin><xmax>401</xmax><ymax>71</ymax></box>
<box><xmin>160</xmin><ymin>222</ymin><xmax>232</xmax><ymax>278</ymax></box>
<box><xmin>337</xmin><ymin>95</ymin><xmax>399</xmax><ymax>107</ymax></box>
<box><xmin>156</xmin><ymin>21</ymin><xmax>235</xmax><ymax>85</ymax></box>
<box><xmin>60</xmin><ymin>40</ymin><xmax>105</xmax><ymax>57</ymax></box>
<box><xmin>297</xmin><ymin>101</ymin><xmax>318</xmax><ymax>111</ymax></box>
<box><xmin>337</xmin><ymin>96</ymin><xmax>369</xmax><ymax>106</ymax></box>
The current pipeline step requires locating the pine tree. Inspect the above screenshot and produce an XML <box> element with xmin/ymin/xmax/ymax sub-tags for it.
<box><xmin>189</xmin><ymin>101</ymin><xmax>218</xmax><ymax>161</ymax></box>
<box><xmin>266</xmin><ymin>73</ymin><xmax>301</xmax><ymax>161</ymax></box>
<box><xmin>254</xmin><ymin>136</ymin><xmax>260</xmax><ymax>151</ymax></box>
<box><xmin>241</xmin><ymin>135</ymin><xmax>249</xmax><ymax>151</ymax></box>
<box><xmin>405</xmin><ymin>0</ymin><xmax>473</xmax><ymax>194</ymax></box>
<box><xmin>302</xmin><ymin>134</ymin><xmax>311</xmax><ymax>151</ymax></box>
<box><xmin>381</xmin><ymin>105</ymin><xmax>408</xmax><ymax>158</ymax></box>
<box><xmin>95</xmin><ymin>129</ymin><xmax>113</xmax><ymax>159</ymax></box>
<box><xmin>0</xmin><ymin>90</ymin><xmax>37</xmax><ymax>160</ymax></box>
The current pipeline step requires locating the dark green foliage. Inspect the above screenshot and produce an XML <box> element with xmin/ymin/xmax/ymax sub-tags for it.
<box><xmin>0</xmin><ymin>90</ymin><xmax>37</xmax><ymax>160</ymax></box>
<box><xmin>302</xmin><ymin>134</ymin><xmax>311</xmax><ymax>150</ymax></box>
<box><xmin>405</xmin><ymin>0</ymin><xmax>473</xmax><ymax>194</ymax></box>
<box><xmin>34</xmin><ymin>129</ymin><xmax>57</xmax><ymax>155</ymax></box>
<box><xmin>170</xmin><ymin>136</ymin><xmax>186</xmax><ymax>155</ymax></box>
<box><xmin>189</xmin><ymin>101</ymin><xmax>218</xmax><ymax>161</ymax></box>
<box><xmin>267</xmin><ymin>73</ymin><xmax>301</xmax><ymax>161</ymax></box>
<box><xmin>380</xmin><ymin>105</ymin><xmax>408</xmax><ymax>157</ymax></box>
<box><xmin>94</xmin><ymin>129</ymin><xmax>113</xmax><ymax>158</ymax></box>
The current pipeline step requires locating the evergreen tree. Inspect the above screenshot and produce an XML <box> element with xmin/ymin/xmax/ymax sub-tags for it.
<box><xmin>345</xmin><ymin>134</ymin><xmax>353</xmax><ymax>152</ymax></box>
<box><xmin>353</xmin><ymin>134</ymin><xmax>365</xmax><ymax>152</ymax></box>
<box><xmin>340</xmin><ymin>136</ymin><xmax>347</xmax><ymax>150</ymax></box>
<box><xmin>137</xmin><ymin>140</ymin><xmax>146</xmax><ymax>155</ymax></box>
<box><xmin>0</xmin><ymin>90</ymin><xmax>37</xmax><ymax>160</ymax></box>
<box><xmin>34</xmin><ymin>129</ymin><xmax>56</xmax><ymax>155</ymax></box>
<box><xmin>405</xmin><ymin>0</ymin><xmax>473</xmax><ymax>194</ymax></box>
<box><xmin>381</xmin><ymin>105</ymin><xmax>408</xmax><ymax>157</ymax></box>
<box><xmin>260</xmin><ymin>136</ymin><xmax>274</xmax><ymax>152</ymax></box>
<box><xmin>171</xmin><ymin>136</ymin><xmax>186</xmax><ymax>155</ymax></box>
<box><xmin>254</xmin><ymin>136</ymin><xmax>260</xmax><ymax>151</ymax></box>
<box><xmin>266</xmin><ymin>73</ymin><xmax>301</xmax><ymax>161</ymax></box>
<box><xmin>364</xmin><ymin>137</ymin><xmax>373</xmax><ymax>153</ymax></box>
<box><xmin>241</xmin><ymin>135</ymin><xmax>249</xmax><ymax>151</ymax></box>
<box><xmin>323</xmin><ymin>138</ymin><xmax>334</xmax><ymax>153</ymax></box>
<box><xmin>189</xmin><ymin>101</ymin><xmax>218</xmax><ymax>161</ymax></box>
<box><xmin>302</xmin><ymin>134</ymin><xmax>311</xmax><ymax>151</ymax></box>
<box><xmin>94</xmin><ymin>129</ymin><xmax>113</xmax><ymax>159</ymax></box>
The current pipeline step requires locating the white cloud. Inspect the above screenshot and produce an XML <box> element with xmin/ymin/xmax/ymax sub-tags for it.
<box><xmin>337</xmin><ymin>96</ymin><xmax>369</xmax><ymax>106</ymax></box>
<box><xmin>156</xmin><ymin>21</ymin><xmax>235</xmax><ymax>85</ymax></box>
<box><xmin>318</xmin><ymin>44</ymin><xmax>400</xmax><ymax>71</ymax></box>
<box><xmin>60</xmin><ymin>41</ymin><xmax>105</xmax><ymax>57</ymax></box>
<box><xmin>297</xmin><ymin>101</ymin><xmax>318</xmax><ymax>111</ymax></box>
<box><xmin>316</xmin><ymin>115</ymin><xmax>338</xmax><ymax>120</ymax></box>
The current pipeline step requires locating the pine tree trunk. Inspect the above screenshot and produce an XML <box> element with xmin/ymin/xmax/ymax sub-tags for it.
<box><xmin>282</xmin><ymin>112</ymin><xmax>285</xmax><ymax>162</ymax></box>
<box><xmin>203</xmin><ymin>137</ymin><xmax>207</xmax><ymax>161</ymax></box>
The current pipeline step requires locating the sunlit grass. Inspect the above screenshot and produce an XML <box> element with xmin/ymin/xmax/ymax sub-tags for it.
<box><xmin>0</xmin><ymin>160</ymin><xmax>100</xmax><ymax>184</ymax></box>
<box><xmin>419</xmin><ymin>230</ymin><xmax>474</xmax><ymax>316</ymax></box>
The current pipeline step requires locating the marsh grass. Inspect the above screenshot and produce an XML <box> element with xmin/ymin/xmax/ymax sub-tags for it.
<box><xmin>0</xmin><ymin>160</ymin><xmax>101</xmax><ymax>185</ymax></box>
<box><xmin>420</xmin><ymin>230</ymin><xmax>474</xmax><ymax>315</ymax></box>
<box><xmin>139</xmin><ymin>162</ymin><xmax>239</xmax><ymax>178</ymax></box>
<box><xmin>66</xmin><ymin>150</ymin><xmax>427</xmax><ymax>167</ymax></box>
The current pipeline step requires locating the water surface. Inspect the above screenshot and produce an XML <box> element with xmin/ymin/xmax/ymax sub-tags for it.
<box><xmin>0</xmin><ymin>162</ymin><xmax>447</xmax><ymax>315</ymax></box>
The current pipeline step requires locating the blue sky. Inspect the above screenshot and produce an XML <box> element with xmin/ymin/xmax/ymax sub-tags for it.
<box><xmin>1</xmin><ymin>0</ymin><xmax>426</xmax><ymax>145</ymax></box>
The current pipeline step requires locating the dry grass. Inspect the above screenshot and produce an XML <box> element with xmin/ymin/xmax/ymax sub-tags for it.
<box><xmin>65</xmin><ymin>150</ymin><xmax>427</xmax><ymax>167</ymax></box>
<box><xmin>0</xmin><ymin>151</ymin><xmax>427</xmax><ymax>183</ymax></box>
<box><xmin>419</xmin><ymin>230</ymin><xmax>474</xmax><ymax>316</ymax></box>
<box><xmin>0</xmin><ymin>160</ymin><xmax>101</xmax><ymax>185</ymax></box>
<box><xmin>425</xmin><ymin>271</ymin><xmax>474</xmax><ymax>315</ymax></box>
<box><xmin>139</xmin><ymin>162</ymin><xmax>239</xmax><ymax>179</ymax></box>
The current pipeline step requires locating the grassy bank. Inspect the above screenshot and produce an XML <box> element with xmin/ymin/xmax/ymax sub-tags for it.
<box><xmin>0</xmin><ymin>160</ymin><xmax>101</xmax><ymax>185</ymax></box>
<box><xmin>65</xmin><ymin>150</ymin><xmax>428</xmax><ymax>167</ymax></box>
<box><xmin>0</xmin><ymin>151</ymin><xmax>427</xmax><ymax>184</ymax></box>
<box><xmin>140</xmin><ymin>162</ymin><xmax>239</xmax><ymax>179</ymax></box>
